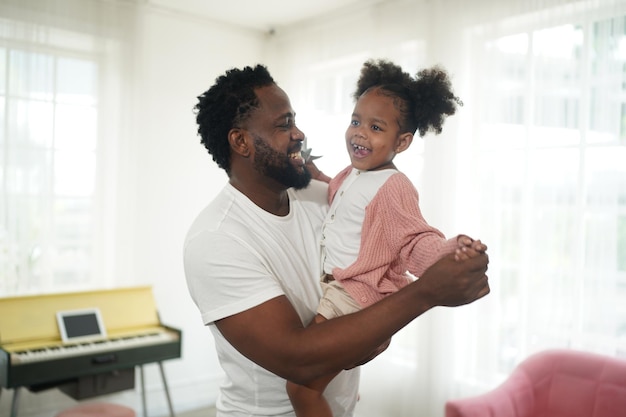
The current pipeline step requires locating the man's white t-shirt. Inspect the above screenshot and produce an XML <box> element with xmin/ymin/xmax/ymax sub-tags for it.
<box><xmin>184</xmin><ymin>180</ymin><xmax>360</xmax><ymax>417</ymax></box>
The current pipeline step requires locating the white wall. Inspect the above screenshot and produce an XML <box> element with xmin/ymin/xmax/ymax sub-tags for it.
<box><xmin>123</xmin><ymin>6</ymin><xmax>267</xmax><ymax>415</ymax></box>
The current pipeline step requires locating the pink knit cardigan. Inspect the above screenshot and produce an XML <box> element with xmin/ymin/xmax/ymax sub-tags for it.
<box><xmin>328</xmin><ymin>166</ymin><xmax>459</xmax><ymax>308</ymax></box>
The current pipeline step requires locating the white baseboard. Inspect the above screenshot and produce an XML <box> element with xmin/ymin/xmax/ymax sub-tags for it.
<box><xmin>0</xmin><ymin>370</ymin><xmax>222</xmax><ymax>417</ymax></box>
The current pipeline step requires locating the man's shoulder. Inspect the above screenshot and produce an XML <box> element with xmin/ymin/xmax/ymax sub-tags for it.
<box><xmin>290</xmin><ymin>180</ymin><xmax>329</xmax><ymax>224</ymax></box>
<box><xmin>184</xmin><ymin>185</ymin><xmax>244</xmax><ymax>244</ymax></box>
<box><xmin>291</xmin><ymin>179</ymin><xmax>329</xmax><ymax>205</ymax></box>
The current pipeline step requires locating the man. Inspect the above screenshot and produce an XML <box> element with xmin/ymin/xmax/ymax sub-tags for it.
<box><xmin>184</xmin><ymin>64</ymin><xmax>489</xmax><ymax>416</ymax></box>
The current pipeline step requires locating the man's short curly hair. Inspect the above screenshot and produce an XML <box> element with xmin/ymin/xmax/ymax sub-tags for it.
<box><xmin>194</xmin><ymin>64</ymin><xmax>275</xmax><ymax>174</ymax></box>
<box><xmin>353</xmin><ymin>59</ymin><xmax>462</xmax><ymax>137</ymax></box>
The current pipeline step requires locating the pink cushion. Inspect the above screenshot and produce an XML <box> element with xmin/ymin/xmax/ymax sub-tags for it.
<box><xmin>55</xmin><ymin>403</ymin><xmax>136</xmax><ymax>417</ymax></box>
<box><xmin>445</xmin><ymin>349</ymin><xmax>626</xmax><ymax>417</ymax></box>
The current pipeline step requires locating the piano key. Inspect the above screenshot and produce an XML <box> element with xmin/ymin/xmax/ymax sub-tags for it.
<box><xmin>10</xmin><ymin>331</ymin><xmax>177</xmax><ymax>364</ymax></box>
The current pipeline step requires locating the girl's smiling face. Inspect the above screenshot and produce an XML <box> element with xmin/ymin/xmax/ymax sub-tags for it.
<box><xmin>345</xmin><ymin>88</ymin><xmax>413</xmax><ymax>171</ymax></box>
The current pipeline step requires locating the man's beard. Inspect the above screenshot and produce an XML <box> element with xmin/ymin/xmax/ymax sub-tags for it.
<box><xmin>253</xmin><ymin>136</ymin><xmax>311</xmax><ymax>190</ymax></box>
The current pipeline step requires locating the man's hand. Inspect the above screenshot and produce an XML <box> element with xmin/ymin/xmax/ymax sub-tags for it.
<box><xmin>419</xmin><ymin>251</ymin><xmax>490</xmax><ymax>308</ymax></box>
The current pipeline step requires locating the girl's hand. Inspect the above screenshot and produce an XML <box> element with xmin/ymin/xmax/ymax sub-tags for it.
<box><xmin>455</xmin><ymin>235</ymin><xmax>487</xmax><ymax>261</ymax></box>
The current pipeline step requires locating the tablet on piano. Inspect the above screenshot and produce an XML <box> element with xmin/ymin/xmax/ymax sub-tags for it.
<box><xmin>56</xmin><ymin>308</ymin><xmax>107</xmax><ymax>343</ymax></box>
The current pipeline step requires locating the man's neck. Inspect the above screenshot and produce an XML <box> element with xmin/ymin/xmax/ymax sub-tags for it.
<box><xmin>229</xmin><ymin>177</ymin><xmax>290</xmax><ymax>216</ymax></box>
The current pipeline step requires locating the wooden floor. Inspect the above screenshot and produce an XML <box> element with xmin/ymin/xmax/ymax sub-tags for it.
<box><xmin>178</xmin><ymin>405</ymin><xmax>216</xmax><ymax>417</ymax></box>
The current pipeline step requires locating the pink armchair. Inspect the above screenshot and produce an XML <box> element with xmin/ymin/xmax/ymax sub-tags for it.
<box><xmin>445</xmin><ymin>349</ymin><xmax>626</xmax><ymax>417</ymax></box>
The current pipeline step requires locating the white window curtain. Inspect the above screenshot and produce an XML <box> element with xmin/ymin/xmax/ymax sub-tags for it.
<box><xmin>440</xmin><ymin>0</ymin><xmax>626</xmax><ymax>404</ymax></box>
<box><xmin>0</xmin><ymin>0</ymin><xmax>135</xmax><ymax>296</ymax></box>
<box><xmin>469</xmin><ymin>7</ymin><xmax>626</xmax><ymax>364</ymax></box>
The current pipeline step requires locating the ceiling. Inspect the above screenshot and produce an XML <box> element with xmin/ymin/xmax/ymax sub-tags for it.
<box><xmin>146</xmin><ymin>0</ymin><xmax>377</xmax><ymax>32</ymax></box>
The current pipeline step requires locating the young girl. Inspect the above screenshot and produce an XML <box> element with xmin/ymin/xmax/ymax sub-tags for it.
<box><xmin>286</xmin><ymin>59</ymin><xmax>486</xmax><ymax>417</ymax></box>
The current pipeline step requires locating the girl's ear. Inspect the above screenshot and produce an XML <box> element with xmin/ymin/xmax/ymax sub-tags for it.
<box><xmin>228</xmin><ymin>128</ymin><xmax>251</xmax><ymax>157</ymax></box>
<box><xmin>395</xmin><ymin>132</ymin><xmax>413</xmax><ymax>154</ymax></box>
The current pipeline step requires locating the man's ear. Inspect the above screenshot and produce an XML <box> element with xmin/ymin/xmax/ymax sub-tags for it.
<box><xmin>395</xmin><ymin>132</ymin><xmax>413</xmax><ymax>154</ymax></box>
<box><xmin>228</xmin><ymin>128</ymin><xmax>251</xmax><ymax>157</ymax></box>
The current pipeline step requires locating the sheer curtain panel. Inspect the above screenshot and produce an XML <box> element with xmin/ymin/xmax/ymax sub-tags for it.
<box><xmin>0</xmin><ymin>0</ymin><xmax>135</xmax><ymax>296</ymax></box>
<box><xmin>450</xmin><ymin>0</ymin><xmax>626</xmax><ymax>410</ymax></box>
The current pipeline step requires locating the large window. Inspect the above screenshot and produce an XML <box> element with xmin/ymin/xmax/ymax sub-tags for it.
<box><xmin>0</xmin><ymin>0</ymin><xmax>132</xmax><ymax>297</ymax></box>
<box><xmin>0</xmin><ymin>44</ymin><xmax>99</xmax><ymax>295</ymax></box>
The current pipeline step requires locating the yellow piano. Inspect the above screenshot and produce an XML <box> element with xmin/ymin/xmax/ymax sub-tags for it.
<box><xmin>0</xmin><ymin>286</ymin><xmax>182</xmax><ymax>416</ymax></box>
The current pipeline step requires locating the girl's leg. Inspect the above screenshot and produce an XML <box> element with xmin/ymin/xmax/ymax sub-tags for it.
<box><xmin>287</xmin><ymin>372</ymin><xmax>338</xmax><ymax>417</ymax></box>
<box><xmin>286</xmin><ymin>314</ymin><xmax>337</xmax><ymax>417</ymax></box>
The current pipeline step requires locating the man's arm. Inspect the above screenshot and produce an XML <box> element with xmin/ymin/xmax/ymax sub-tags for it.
<box><xmin>215</xmin><ymin>251</ymin><xmax>489</xmax><ymax>385</ymax></box>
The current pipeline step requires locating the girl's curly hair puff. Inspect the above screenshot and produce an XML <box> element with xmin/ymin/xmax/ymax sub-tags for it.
<box><xmin>353</xmin><ymin>59</ymin><xmax>462</xmax><ymax>137</ymax></box>
<box><xmin>194</xmin><ymin>65</ymin><xmax>275</xmax><ymax>174</ymax></box>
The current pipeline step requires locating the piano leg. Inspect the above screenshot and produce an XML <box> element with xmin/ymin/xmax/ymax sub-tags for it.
<box><xmin>140</xmin><ymin>365</ymin><xmax>147</xmax><ymax>417</ymax></box>
<box><xmin>158</xmin><ymin>362</ymin><xmax>175</xmax><ymax>417</ymax></box>
<box><xmin>10</xmin><ymin>387</ymin><xmax>21</xmax><ymax>417</ymax></box>
<box><xmin>138</xmin><ymin>362</ymin><xmax>175</xmax><ymax>417</ymax></box>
